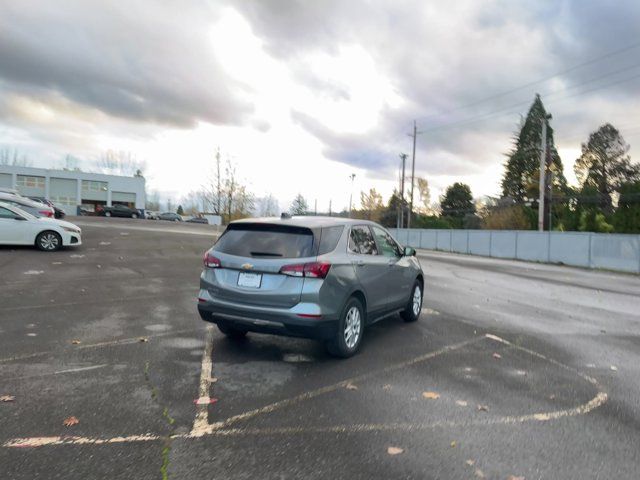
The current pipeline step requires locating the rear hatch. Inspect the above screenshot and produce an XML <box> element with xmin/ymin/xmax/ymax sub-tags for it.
<box><xmin>206</xmin><ymin>223</ymin><xmax>318</xmax><ymax>308</ymax></box>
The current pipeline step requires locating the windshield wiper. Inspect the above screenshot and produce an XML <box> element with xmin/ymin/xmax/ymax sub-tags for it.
<box><xmin>250</xmin><ymin>251</ymin><xmax>283</xmax><ymax>257</ymax></box>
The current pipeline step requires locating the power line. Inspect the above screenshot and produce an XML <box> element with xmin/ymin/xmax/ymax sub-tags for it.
<box><xmin>415</xmin><ymin>40</ymin><xmax>640</xmax><ymax>123</ymax></box>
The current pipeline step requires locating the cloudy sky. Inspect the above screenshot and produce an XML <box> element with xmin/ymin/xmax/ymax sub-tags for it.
<box><xmin>1</xmin><ymin>0</ymin><xmax>639</xmax><ymax>211</ymax></box>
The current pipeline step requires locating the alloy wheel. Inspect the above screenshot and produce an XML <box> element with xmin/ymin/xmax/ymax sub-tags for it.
<box><xmin>343</xmin><ymin>306</ymin><xmax>361</xmax><ymax>349</ymax></box>
<box><xmin>40</xmin><ymin>233</ymin><xmax>59</xmax><ymax>251</ymax></box>
<box><xmin>412</xmin><ymin>285</ymin><xmax>422</xmax><ymax>316</ymax></box>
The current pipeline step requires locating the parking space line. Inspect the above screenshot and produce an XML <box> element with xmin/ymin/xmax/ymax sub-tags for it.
<box><xmin>191</xmin><ymin>326</ymin><xmax>215</xmax><ymax>434</ymax></box>
<box><xmin>1</xmin><ymin>333</ymin><xmax>609</xmax><ymax>448</ymax></box>
<box><xmin>0</xmin><ymin>327</ymin><xmax>202</xmax><ymax>364</ymax></box>
<box><xmin>3</xmin><ymin>364</ymin><xmax>109</xmax><ymax>382</ymax></box>
<box><xmin>192</xmin><ymin>335</ymin><xmax>484</xmax><ymax>436</ymax></box>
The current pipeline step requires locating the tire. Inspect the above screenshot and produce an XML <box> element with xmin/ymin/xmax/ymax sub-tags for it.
<box><xmin>131</xmin><ymin>213</ymin><xmax>138</xmax><ymax>219</ymax></box>
<box><xmin>36</xmin><ymin>231</ymin><xmax>62</xmax><ymax>252</ymax></box>
<box><xmin>400</xmin><ymin>280</ymin><xmax>423</xmax><ymax>322</ymax></box>
<box><xmin>326</xmin><ymin>297</ymin><xmax>365</xmax><ymax>358</ymax></box>
<box><xmin>217</xmin><ymin>323</ymin><xmax>248</xmax><ymax>339</ymax></box>
<box><xmin>105</xmin><ymin>211</ymin><xmax>112</xmax><ymax>217</ymax></box>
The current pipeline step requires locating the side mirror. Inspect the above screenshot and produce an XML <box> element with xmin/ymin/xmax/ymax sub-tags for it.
<box><xmin>404</xmin><ymin>246</ymin><xmax>416</xmax><ymax>257</ymax></box>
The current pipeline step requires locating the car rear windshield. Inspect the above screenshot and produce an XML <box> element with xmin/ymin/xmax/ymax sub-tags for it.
<box><xmin>214</xmin><ymin>223</ymin><xmax>315</xmax><ymax>259</ymax></box>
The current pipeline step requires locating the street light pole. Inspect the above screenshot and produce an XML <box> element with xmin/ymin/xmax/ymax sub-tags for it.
<box><xmin>348</xmin><ymin>173</ymin><xmax>356</xmax><ymax>218</ymax></box>
<box><xmin>408</xmin><ymin>120</ymin><xmax>417</xmax><ymax>230</ymax></box>
<box><xmin>538</xmin><ymin>115</ymin><xmax>550</xmax><ymax>231</ymax></box>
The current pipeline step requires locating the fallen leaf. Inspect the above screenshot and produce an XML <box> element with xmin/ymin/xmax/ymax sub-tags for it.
<box><xmin>507</xmin><ymin>476</ymin><xmax>525</xmax><ymax>480</ymax></box>
<box><xmin>610</xmin><ymin>365</ymin><xmax>618</xmax><ymax>371</ymax></box>
<box><xmin>477</xmin><ymin>405</ymin><xmax>489</xmax><ymax>412</ymax></box>
<box><xmin>63</xmin><ymin>416</ymin><xmax>79</xmax><ymax>427</ymax></box>
<box><xmin>475</xmin><ymin>469</ymin><xmax>486</xmax><ymax>478</ymax></box>
<box><xmin>0</xmin><ymin>395</ymin><xmax>15</xmax><ymax>402</ymax></box>
<box><xmin>549</xmin><ymin>394</ymin><xmax>556</xmax><ymax>400</ymax></box>
<box><xmin>455</xmin><ymin>400</ymin><xmax>468</xmax><ymax>407</ymax></box>
<box><xmin>138</xmin><ymin>337</ymin><xmax>149</xmax><ymax>343</ymax></box>
<box><xmin>387</xmin><ymin>446</ymin><xmax>403</xmax><ymax>455</ymax></box>
<box><xmin>208</xmin><ymin>377</ymin><xmax>218</xmax><ymax>384</ymax></box>
<box><xmin>345</xmin><ymin>383</ymin><xmax>358</xmax><ymax>390</ymax></box>
<box><xmin>450</xmin><ymin>441</ymin><xmax>457</xmax><ymax>448</ymax></box>
<box><xmin>492</xmin><ymin>353</ymin><xmax>502</xmax><ymax>359</ymax></box>
<box><xmin>465</xmin><ymin>459</ymin><xmax>475</xmax><ymax>466</ymax></box>
<box><xmin>382</xmin><ymin>384</ymin><xmax>392</xmax><ymax>390</ymax></box>
<box><xmin>71</xmin><ymin>339</ymin><xmax>81</xmax><ymax>345</ymax></box>
<box><xmin>422</xmin><ymin>391</ymin><xmax>440</xmax><ymax>399</ymax></box>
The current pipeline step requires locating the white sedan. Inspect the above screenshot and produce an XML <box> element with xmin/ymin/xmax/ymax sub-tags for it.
<box><xmin>0</xmin><ymin>202</ymin><xmax>82</xmax><ymax>251</ymax></box>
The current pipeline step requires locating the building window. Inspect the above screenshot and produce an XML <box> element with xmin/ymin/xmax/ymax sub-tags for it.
<box><xmin>16</xmin><ymin>175</ymin><xmax>45</xmax><ymax>189</ymax></box>
<box><xmin>51</xmin><ymin>196</ymin><xmax>76</xmax><ymax>206</ymax></box>
<box><xmin>82</xmin><ymin>180</ymin><xmax>108</xmax><ymax>192</ymax></box>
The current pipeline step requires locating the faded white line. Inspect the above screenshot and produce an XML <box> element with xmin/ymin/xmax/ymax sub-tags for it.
<box><xmin>73</xmin><ymin>222</ymin><xmax>220</xmax><ymax>237</ymax></box>
<box><xmin>2</xmin><ymin>332</ymin><xmax>609</xmax><ymax>448</ymax></box>
<box><xmin>0</xmin><ymin>328</ymin><xmax>201</xmax><ymax>364</ymax></box>
<box><xmin>191</xmin><ymin>326</ymin><xmax>214</xmax><ymax>434</ymax></box>
<box><xmin>3</xmin><ymin>364</ymin><xmax>109</xmax><ymax>382</ymax></box>
<box><xmin>193</xmin><ymin>335</ymin><xmax>484</xmax><ymax>436</ymax></box>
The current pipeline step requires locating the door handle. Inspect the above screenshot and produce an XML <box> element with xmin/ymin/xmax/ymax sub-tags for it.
<box><xmin>352</xmin><ymin>260</ymin><xmax>365</xmax><ymax>266</ymax></box>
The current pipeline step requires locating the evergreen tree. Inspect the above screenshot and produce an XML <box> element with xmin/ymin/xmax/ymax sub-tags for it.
<box><xmin>289</xmin><ymin>194</ymin><xmax>308</xmax><ymax>215</ymax></box>
<box><xmin>574</xmin><ymin>123</ymin><xmax>639</xmax><ymax>215</ymax></box>
<box><xmin>501</xmin><ymin>95</ymin><xmax>567</xmax><ymax>207</ymax></box>
<box><xmin>441</xmin><ymin>183</ymin><xmax>475</xmax><ymax>218</ymax></box>
<box><xmin>176</xmin><ymin>205</ymin><xmax>184</xmax><ymax>215</ymax></box>
<box><xmin>612</xmin><ymin>181</ymin><xmax>640</xmax><ymax>233</ymax></box>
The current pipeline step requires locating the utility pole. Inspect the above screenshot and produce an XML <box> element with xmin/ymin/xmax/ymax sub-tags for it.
<box><xmin>408</xmin><ymin>120</ymin><xmax>417</xmax><ymax>230</ymax></box>
<box><xmin>548</xmin><ymin>172</ymin><xmax>553</xmax><ymax>232</ymax></box>
<box><xmin>538</xmin><ymin>115</ymin><xmax>550</xmax><ymax>231</ymax></box>
<box><xmin>348</xmin><ymin>173</ymin><xmax>356</xmax><ymax>218</ymax></box>
<box><xmin>398</xmin><ymin>153</ymin><xmax>407</xmax><ymax>228</ymax></box>
<box><xmin>328</xmin><ymin>200</ymin><xmax>332</xmax><ymax>217</ymax></box>
<box><xmin>314</xmin><ymin>199</ymin><xmax>317</xmax><ymax>216</ymax></box>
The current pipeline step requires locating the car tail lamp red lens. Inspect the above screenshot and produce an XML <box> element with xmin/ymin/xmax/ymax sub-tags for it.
<box><xmin>39</xmin><ymin>210</ymin><xmax>53</xmax><ymax>218</ymax></box>
<box><xmin>203</xmin><ymin>252</ymin><xmax>221</xmax><ymax>268</ymax></box>
<box><xmin>280</xmin><ymin>262</ymin><xmax>331</xmax><ymax>279</ymax></box>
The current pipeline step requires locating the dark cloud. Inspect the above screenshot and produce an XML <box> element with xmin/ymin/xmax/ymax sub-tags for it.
<box><xmin>0</xmin><ymin>0</ymin><xmax>253</xmax><ymax>128</ymax></box>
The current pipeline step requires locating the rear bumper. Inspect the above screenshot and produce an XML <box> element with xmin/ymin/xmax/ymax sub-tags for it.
<box><xmin>197</xmin><ymin>291</ymin><xmax>338</xmax><ymax>341</ymax></box>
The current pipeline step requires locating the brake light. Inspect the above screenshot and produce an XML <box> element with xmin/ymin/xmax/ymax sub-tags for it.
<box><xmin>279</xmin><ymin>262</ymin><xmax>331</xmax><ymax>279</ymax></box>
<box><xmin>203</xmin><ymin>252</ymin><xmax>221</xmax><ymax>268</ymax></box>
<box><xmin>39</xmin><ymin>210</ymin><xmax>53</xmax><ymax>218</ymax></box>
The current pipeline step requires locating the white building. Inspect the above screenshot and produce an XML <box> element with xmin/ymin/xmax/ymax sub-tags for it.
<box><xmin>0</xmin><ymin>165</ymin><xmax>146</xmax><ymax>214</ymax></box>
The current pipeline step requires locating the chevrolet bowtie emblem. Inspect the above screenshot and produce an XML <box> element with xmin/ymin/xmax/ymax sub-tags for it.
<box><xmin>241</xmin><ymin>263</ymin><xmax>254</xmax><ymax>270</ymax></box>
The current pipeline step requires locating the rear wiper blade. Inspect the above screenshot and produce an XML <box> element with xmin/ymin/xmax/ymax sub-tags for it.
<box><xmin>250</xmin><ymin>251</ymin><xmax>283</xmax><ymax>257</ymax></box>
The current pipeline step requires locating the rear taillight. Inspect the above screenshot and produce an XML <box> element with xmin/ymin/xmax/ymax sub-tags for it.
<box><xmin>279</xmin><ymin>262</ymin><xmax>331</xmax><ymax>279</ymax></box>
<box><xmin>203</xmin><ymin>251</ymin><xmax>221</xmax><ymax>268</ymax></box>
<box><xmin>39</xmin><ymin>210</ymin><xmax>53</xmax><ymax>218</ymax></box>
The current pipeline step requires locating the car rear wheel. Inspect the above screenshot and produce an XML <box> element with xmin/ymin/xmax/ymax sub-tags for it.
<box><xmin>326</xmin><ymin>297</ymin><xmax>364</xmax><ymax>358</ymax></box>
<box><xmin>105</xmin><ymin>211</ymin><xmax>111</xmax><ymax>217</ymax></box>
<box><xmin>36</xmin><ymin>231</ymin><xmax>62</xmax><ymax>252</ymax></box>
<box><xmin>217</xmin><ymin>323</ymin><xmax>248</xmax><ymax>339</ymax></box>
<box><xmin>131</xmin><ymin>213</ymin><xmax>138</xmax><ymax>219</ymax></box>
<box><xmin>401</xmin><ymin>280</ymin><xmax>422</xmax><ymax>322</ymax></box>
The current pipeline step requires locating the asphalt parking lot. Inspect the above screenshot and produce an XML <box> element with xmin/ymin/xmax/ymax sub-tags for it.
<box><xmin>1</xmin><ymin>218</ymin><xmax>639</xmax><ymax>479</ymax></box>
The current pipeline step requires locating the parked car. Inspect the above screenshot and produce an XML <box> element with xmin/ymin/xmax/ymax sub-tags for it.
<box><xmin>197</xmin><ymin>217</ymin><xmax>423</xmax><ymax>357</ymax></box>
<box><xmin>186</xmin><ymin>216</ymin><xmax>209</xmax><ymax>224</ymax></box>
<box><xmin>145</xmin><ymin>210</ymin><xmax>160</xmax><ymax>220</ymax></box>
<box><xmin>97</xmin><ymin>204</ymin><xmax>141</xmax><ymax>218</ymax></box>
<box><xmin>27</xmin><ymin>197</ymin><xmax>66</xmax><ymax>219</ymax></box>
<box><xmin>158</xmin><ymin>212</ymin><xmax>183</xmax><ymax>222</ymax></box>
<box><xmin>0</xmin><ymin>192</ymin><xmax>55</xmax><ymax>218</ymax></box>
<box><xmin>0</xmin><ymin>202</ymin><xmax>82</xmax><ymax>251</ymax></box>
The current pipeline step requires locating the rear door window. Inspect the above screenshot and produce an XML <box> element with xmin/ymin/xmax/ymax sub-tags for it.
<box><xmin>215</xmin><ymin>224</ymin><xmax>315</xmax><ymax>258</ymax></box>
<box><xmin>348</xmin><ymin>225</ymin><xmax>378</xmax><ymax>255</ymax></box>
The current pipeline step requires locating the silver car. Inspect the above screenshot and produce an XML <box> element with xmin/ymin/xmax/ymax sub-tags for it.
<box><xmin>198</xmin><ymin>216</ymin><xmax>424</xmax><ymax>357</ymax></box>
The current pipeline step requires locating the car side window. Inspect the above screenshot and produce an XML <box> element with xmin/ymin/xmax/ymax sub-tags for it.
<box><xmin>371</xmin><ymin>226</ymin><xmax>401</xmax><ymax>258</ymax></box>
<box><xmin>0</xmin><ymin>207</ymin><xmax>17</xmax><ymax>219</ymax></box>
<box><xmin>348</xmin><ymin>226</ymin><xmax>378</xmax><ymax>255</ymax></box>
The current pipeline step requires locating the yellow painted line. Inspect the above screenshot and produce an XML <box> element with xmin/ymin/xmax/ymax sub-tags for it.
<box><xmin>191</xmin><ymin>326</ymin><xmax>215</xmax><ymax>434</ymax></box>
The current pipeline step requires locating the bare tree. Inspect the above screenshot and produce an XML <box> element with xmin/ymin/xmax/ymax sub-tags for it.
<box><xmin>0</xmin><ymin>147</ymin><xmax>31</xmax><ymax>166</ymax></box>
<box><xmin>96</xmin><ymin>150</ymin><xmax>146</xmax><ymax>177</ymax></box>
<box><xmin>256</xmin><ymin>194</ymin><xmax>279</xmax><ymax>217</ymax></box>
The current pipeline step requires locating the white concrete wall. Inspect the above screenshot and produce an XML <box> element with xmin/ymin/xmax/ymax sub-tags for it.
<box><xmin>390</xmin><ymin>228</ymin><xmax>640</xmax><ymax>274</ymax></box>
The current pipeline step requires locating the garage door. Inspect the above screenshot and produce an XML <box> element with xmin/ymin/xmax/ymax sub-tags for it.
<box><xmin>112</xmin><ymin>192</ymin><xmax>136</xmax><ymax>204</ymax></box>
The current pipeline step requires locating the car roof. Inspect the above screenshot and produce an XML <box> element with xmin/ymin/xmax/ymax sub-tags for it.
<box><xmin>230</xmin><ymin>216</ymin><xmax>382</xmax><ymax>229</ymax></box>
<box><xmin>0</xmin><ymin>192</ymin><xmax>43</xmax><ymax>207</ymax></box>
<box><xmin>0</xmin><ymin>201</ymin><xmax>29</xmax><ymax>215</ymax></box>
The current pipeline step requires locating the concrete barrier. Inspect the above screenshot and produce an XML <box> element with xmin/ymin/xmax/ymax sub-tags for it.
<box><xmin>393</xmin><ymin>228</ymin><xmax>640</xmax><ymax>274</ymax></box>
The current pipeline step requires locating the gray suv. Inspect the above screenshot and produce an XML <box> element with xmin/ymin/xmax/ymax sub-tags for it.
<box><xmin>197</xmin><ymin>216</ymin><xmax>424</xmax><ymax>357</ymax></box>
